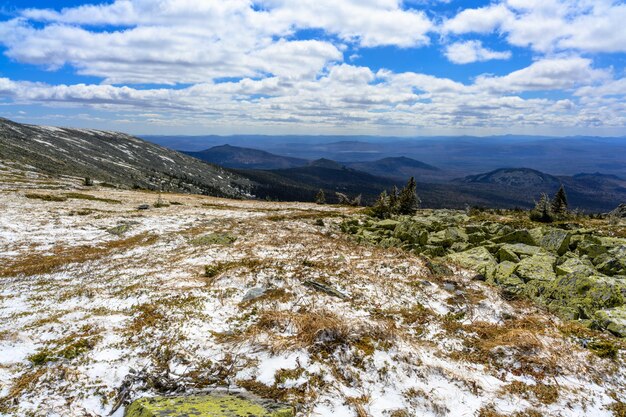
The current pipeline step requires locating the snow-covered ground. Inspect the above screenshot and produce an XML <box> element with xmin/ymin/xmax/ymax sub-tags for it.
<box><xmin>0</xmin><ymin>171</ymin><xmax>624</xmax><ymax>417</ymax></box>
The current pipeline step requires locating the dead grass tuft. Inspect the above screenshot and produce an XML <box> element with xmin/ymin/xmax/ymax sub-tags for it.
<box><xmin>0</xmin><ymin>233</ymin><xmax>158</xmax><ymax>277</ymax></box>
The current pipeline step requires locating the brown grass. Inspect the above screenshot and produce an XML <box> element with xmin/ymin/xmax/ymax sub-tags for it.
<box><xmin>0</xmin><ymin>233</ymin><xmax>158</xmax><ymax>277</ymax></box>
<box><xmin>501</xmin><ymin>380</ymin><xmax>559</xmax><ymax>405</ymax></box>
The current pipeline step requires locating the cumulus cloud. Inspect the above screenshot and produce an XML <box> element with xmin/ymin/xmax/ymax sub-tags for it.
<box><xmin>0</xmin><ymin>1</ymin><xmax>624</xmax><ymax>134</ymax></box>
<box><xmin>443</xmin><ymin>0</ymin><xmax>626</xmax><ymax>54</ymax></box>
<box><xmin>444</xmin><ymin>41</ymin><xmax>512</xmax><ymax>64</ymax></box>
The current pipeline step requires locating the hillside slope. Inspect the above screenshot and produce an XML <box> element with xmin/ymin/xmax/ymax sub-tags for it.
<box><xmin>0</xmin><ymin>171</ymin><xmax>624</xmax><ymax>417</ymax></box>
<box><xmin>0</xmin><ymin>118</ymin><xmax>250</xmax><ymax>197</ymax></box>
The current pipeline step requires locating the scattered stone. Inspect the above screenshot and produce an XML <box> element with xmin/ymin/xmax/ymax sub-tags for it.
<box><xmin>137</xmin><ymin>204</ymin><xmax>150</xmax><ymax>210</ymax></box>
<box><xmin>242</xmin><ymin>287</ymin><xmax>268</xmax><ymax>302</ymax></box>
<box><xmin>124</xmin><ymin>393</ymin><xmax>294</xmax><ymax>417</ymax></box>
<box><xmin>303</xmin><ymin>280</ymin><xmax>348</xmax><ymax>299</ymax></box>
<box><xmin>495</xmin><ymin>261</ymin><xmax>517</xmax><ymax>281</ymax></box>
<box><xmin>191</xmin><ymin>233</ymin><xmax>237</xmax><ymax>246</ymax></box>
<box><xmin>500</xmin><ymin>243</ymin><xmax>543</xmax><ymax>257</ymax></box>
<box><xmin>107</xmin><ymin>224</ymin><xmax>131</xmax><ymax>236</ymax></box>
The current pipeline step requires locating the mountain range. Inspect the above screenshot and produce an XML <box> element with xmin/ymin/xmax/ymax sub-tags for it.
<box><xmin>1</xmin><ymin>118</ymin><xmax>624</xmax><ymax>212</ymax></box>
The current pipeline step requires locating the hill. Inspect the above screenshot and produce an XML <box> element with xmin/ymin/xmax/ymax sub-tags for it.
<box><xmin>0</xmin><ymin>118</ymin><xmax>250</xmax><ymax>197</ymax></box>
<box><xmin>457</xmin><ymin>168</ymin><xmax>561</xmax><ymax>187</ymax></box>
<box><xmin>185</xmin><ymin>144</ymin><xmax>308</xmax><ymax>169</ymax></box>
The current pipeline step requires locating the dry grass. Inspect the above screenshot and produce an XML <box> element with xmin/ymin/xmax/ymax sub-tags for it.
<box><xmin>501</xmin><ymin>380</ymin><xmax>559</xmax><ymax>405</ymax></box>
<box><xmin>0</xmin><ymin>232</ymin><xmax>158</xmax><ymax>277</ymax></box>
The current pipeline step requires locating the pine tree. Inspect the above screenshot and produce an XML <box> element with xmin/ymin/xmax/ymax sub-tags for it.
<box><xmin>530</xmin><ymin>193</ymin><xmax>554</xmax><ymax>223</ymax></box>
<box><xmin>397</xmin><ymin>177</ymin><xmax>420</xmax><ymax>215</ymax></box>
<box><xmin>315</xmin><ymin>189</ymin><xmax>326</xmax><ymax>204</ymax></box>
<box><xmin>389</xmin><ymin>185</ymin><xmax>399</xmax><ymax>214</ymax></box>
<box><xmin>551</xmin><ymin>185</ymin><xmax>568</xmax><ymax>215</ymax></box>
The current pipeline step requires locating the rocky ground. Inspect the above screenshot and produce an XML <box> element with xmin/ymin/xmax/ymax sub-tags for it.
<box><xmin>0</xmin><ymin>162</ymin><xmax>625</xmax><ymax>417</ymax></box>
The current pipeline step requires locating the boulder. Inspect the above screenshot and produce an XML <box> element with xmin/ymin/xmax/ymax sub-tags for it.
<box><xmin>497</xmin><ymin>246</ymin><xmax>521</xmax><ymax>263</ymax></box>
<box><xmin>447</xmin><ymin>246</ymin><xmax>497</xmax><ymax>279</ymax></box>
<box><xmin>495</xmin><ymin>261</ymin><xmax>517</xmax><ymax>281</ymax></box>
<box><xmin>125</xmin><ymin>393</ymin><xmax>294</xmax><ymax>417</ymax></box>
<box><xmin>540</xmin><ymin>229</ymin><xmax>571</xmax><ymax>255</ymax></box>
<box><xmin>501</xmin><ymin>243</ymin><xmax>543</xmax><ymax>257</ymax></box>
<box><xmin>545</xmin><ymin>273</ymin><xmax>625</xmax><ymax>319</ymax></box>
<box><xmin>394</xmin><ymin>221</ymin><xmax>428</xmax><ymax>245</ymax></box>
<box><xmin>555</xmin><ymin>257</ymin><xmax>595</xmax><ymax>276</ymax></box>
<box><xmin>515</xmin><ymin>254</ymin><xmax>557</xmax><ymax>282</ymax></box>
<box><xmin>445</xmin><ymin>226</ymin><xmax>468</xmax><ymax>242</ymax></box>
<box><xmin>428</xmin><ymin>230</ymin><xmax>452</xmax><ymax>248</ymax></box>
<box><xmin>595</xmin><ymin>306</ymin><xmax>626</xmax><ymax>337</ymax></box>
<box><xmin>493</xmin><ymin>229</ymin><xmax>537</xmax><ymax>246</ymax></box>
<box><xmin>529</xmin><ymin>227</ymin><xmax>544</xmax><ymax>245</ymax></box>
<box><xmin>577</xmin><ymin>241</ymin><xmax>607</xmax><ymax>259</ymax></box>
<box><xmin>375</xmin><ymin>219</ymin><xmax>400</xmax><ymax>230</ymax></box>
<box><xmin>468</xmin><ymin>231</ymin><xmax>487</xmax><ymax>244</ymax></box>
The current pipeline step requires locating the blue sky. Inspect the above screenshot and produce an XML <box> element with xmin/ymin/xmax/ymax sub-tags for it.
<box><xmin>0</xmin><ymin>0</ymin><xmax>625</xmax><ymax>136</ymax></box>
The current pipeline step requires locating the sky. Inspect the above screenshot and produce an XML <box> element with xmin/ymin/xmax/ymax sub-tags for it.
<box><xmin>0</xmin><ymin>0</ymin><xmax>625</xmax><ymax>136</ymax></box>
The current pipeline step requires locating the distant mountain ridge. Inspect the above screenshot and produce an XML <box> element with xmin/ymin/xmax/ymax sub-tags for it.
<box><xmin>0</xmin><ymin>118</ymin><xmax>250</xmax><ymax>197</ymax></box>
<box><xmin>457</xmin><ymin>168</ymin><xmax>561</xmax><ymax>187</ymax></box>
<box><xmin>185</xmin><ymin>144</ymin><xmax>308</xmax><ymax>169</ymax></box>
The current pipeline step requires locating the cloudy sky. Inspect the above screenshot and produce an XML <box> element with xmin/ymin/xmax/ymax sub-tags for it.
<box><xmin>0</xmin><ymin>0</ymin><xmax>625</xmax><ymax>136</ymax></box>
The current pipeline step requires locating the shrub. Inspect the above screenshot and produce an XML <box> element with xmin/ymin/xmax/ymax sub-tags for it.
<box><xmin>315</xmin><ymin>189</ymin><xmax>326</xmax><ymax>204</ymax></box>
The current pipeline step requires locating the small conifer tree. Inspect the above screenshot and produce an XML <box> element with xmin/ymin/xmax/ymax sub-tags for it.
<box><xmin>371</xmin><ymin>190</ymin><xmax>391</xmax><ymax>218</ymax></box>
<box><xmin>315</xmin><ymin>189</ymin><xmax>326</xmax><ymax>204</ymax></box>
<box><xmin>530</xmin><ymin>193</ymin><xmax>554</xmax><ymax>223</ymax></box>
<box><xmin>397</xmin><ymin>177</ymin><xmax>420</xmax><ymax>215</ymax></box>
<box><xmin>551</xmin><ymin>185</ymin><xmax>568</xmax><ymax>215</ymax></box>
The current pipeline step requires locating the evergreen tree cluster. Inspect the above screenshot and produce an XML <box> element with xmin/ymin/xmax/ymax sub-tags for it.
<box><xmin>370</xmin><ymin>177</ymin><xmax>421</xmax><ymax>218</ymax></box>
<box><xmin>529</xmin><ymin>185</ymin><xmax>568</xmax><ymax>222</ymax></box>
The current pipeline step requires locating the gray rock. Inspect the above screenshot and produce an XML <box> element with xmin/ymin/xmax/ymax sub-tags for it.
<box><xmin>540</xmin><ymin>229</ymin><xmax>571</xmax><ymax>255</ymax></box>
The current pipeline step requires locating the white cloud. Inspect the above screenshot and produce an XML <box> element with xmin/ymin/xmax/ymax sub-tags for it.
<box><xmin>443</xmin><ymin>0</ymin><xmax>626</xmax><ymax>54</ymax></box>
<box><xmin>474</xmin><ymin>57</ymin><xmax>610</xmax><ymax>93</ymax></box>
<box><xmin>444</xmin><ymin>40</ymin><xmax>512</xmax><ymax>64</ymax></box>
<box><xmin>1</xmin><ymin>59</ymin><xmax>622</xmax><ymax>134</ymax></box>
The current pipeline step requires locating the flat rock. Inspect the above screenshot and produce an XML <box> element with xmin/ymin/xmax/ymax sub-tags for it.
<box><xmin>447</xmin><ymin>246</ymin><xmax>497</xmax><ymax>279</ymax></box>
<box><xmin>125</xmin><ymin>393</ymin><xmax>294</xmax><ymax>417</ymax></box>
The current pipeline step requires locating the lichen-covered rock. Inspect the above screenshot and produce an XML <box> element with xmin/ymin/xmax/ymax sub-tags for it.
<box><xmin>515</xmin><ymin>254</ymin><xmax>557</xmax><ymax>282</ymax></box>
<box><xmin>540</xmin><ymin>229</ymin><xmax>571</xmax><ymax>255</ymax></box>
<box><xmin>447</xmin><ymin>246</ymin><xmax>497</xmax><ymax>279</ymax></box>
<box><xmin>375</xmin><ymin>219</ymin><xmax>400</xmax><ymax>230</ymax></box>
<box><xmin>500</xmin><ymin>243</ymin><xmax>542</xmax><ymax>257</ymax></box>
<box><xmin>595</xmin><ymin>306</ymin><xmax>626</xmax><ymax>337</ymax></box>
<box><xmin>393</xmin><ymin>221</ymin><xmax>428</xmax><ymax>245</ymax></box>
<box><xmin>545</xmin><ymin>273</ymin><xmax>625</xmax><ymax>319</ymax></box>
<box><xmin>497</xmin><ymin>246</ymin><xmax>520</xmax><ymax>263</ymax></box>
<box><xmin>445</xmin><ymin>226</ymin><xmax>468</xmax><ymax>242</ymax></box>
<box><xmin>493</xmin><ymin>229</ymin><xmax>537</xmax><ymax>246</ymax></box>
<box><xmin>555</xmin><ymin>257</ymin><xmax>595</xmax><ymax>276</ymax></box>
<box><xmin>125</xmin><ymin>393</ymin><xmax>294</xmax><ymax>417</ymax></box>
<box><xmin>495</xmin><ymin>261</ymin><xmax>517</xmax><ymax>281</ymax></box>
<box><xmin>577</xmin><ymin>241</ymin><xmax>607</xmax><ymax>259</ymax></box>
